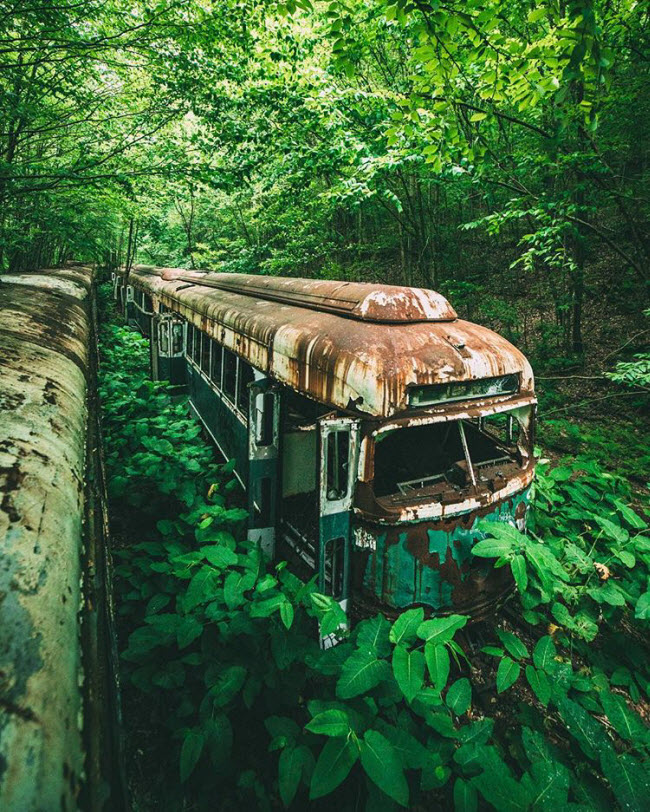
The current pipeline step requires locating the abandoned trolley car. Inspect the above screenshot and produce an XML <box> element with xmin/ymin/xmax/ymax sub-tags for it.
<box><xmin>115</xmin><ymin>266</ymin><xmax>536</xmax><ymax>616</ymax></box>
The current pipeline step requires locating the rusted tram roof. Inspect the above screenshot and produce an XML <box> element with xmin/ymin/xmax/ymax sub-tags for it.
<box><xmin>124</xmin><ymin>266</ymin><xmax>535</xmax><ymax>418</ymax></box>
<box><xmin>0</xmin><ymin>266</ymin><xmax>91</xmax><ymax>809</ymax></box>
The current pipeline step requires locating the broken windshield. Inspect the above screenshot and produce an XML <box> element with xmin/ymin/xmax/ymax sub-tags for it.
<box><xmin>372</xmin><ymin>408</ymin><xmax>531</xmax><ymax>499</ymax></box>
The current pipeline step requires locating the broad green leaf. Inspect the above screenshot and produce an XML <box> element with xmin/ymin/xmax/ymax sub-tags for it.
<box><xmin>446</xmin><ymin>678</ymin><xmax>471</xmax><ymax>716</ymax></box>
<box><xmin>600</xmin><ymin>747</ymin><xmax>650</xmax><ymax>812</ymax></box>
<box><xmin>511</xmin><ymin>554</ymin><xmax>528</xmax><ymax>593</ymax></box>
<box><xmin>392</xmin><ymin>645</ymin><xmax>425</xmax><ymax>703</ymax></box>
<box><xmin>454</xmin><ymin>777</ymin><xmax>478</xmax><ymax>811</ymax></box>
<box><xmin>180</xmin><ymin>728</ymin><xmax>204</xmax><ymax>783</ymax></box>
<box><xmin>496</xmin><ymin>657</ymin><xmax>520</xmax><ymax>693</ymax></box>
<box><xmin>417</xmin><ymin>614</ymin><xmax>468</xmax><ymax>644</ymax></box>
<box><xmin>203</xmin><ymin>545</ymin><xmax>238</xmax><ymax>568</ymax></box>
<box><xmin>556</xmin><ymin>697</ymin><xmax>608</xmax><ymax>759</ymax></box>
<box><xmin>177</xmin><ymin>615</ymin><xmax>203</xmax><ymax>649</ymax></box>
<box><xmin>306</xmin><ymin>709</ymin><xmax>350</xmax><ymax>737</ymax></box>
<box><xmin>614</xmin><ymin>499</ymin><xmax>647</xmax><ymax>530</ymax></box>
<box><xmin>310</xmin><ymin>735</ymin><xmax>358</xmax><ymax>800</ymax></box>
<box><xmin>425</xmin><ymin>642</ymin><xmax>450</xmax><ymax>690</ymax></box>
<box><xmin>279</xmin><ymin>744</ymin><xmax>311</xmax><ymax>807</ymax></box>
<box><xmin>280</xmin><ymin>601</ymin><xmax>294</xmax><ymax>629</ymax></box>
<box><xmin>359</xmin><ymin>730</ymin><xmax>409</xmax><ymax>807</ymax></box>
<box><xmin>389</xmin><ymin>607</ymin><xmax>424</xmax><ymax>645</ymax></box>
<box><xmin>356</xmin><ymin>614</ymin><xmax>392</xmax><ymax>657</ymax></box>
<box><xmin>635</xmin><ymin>591</ymin><xmax>650</xmax><ymax>620</ymax></box>
<box><xmin>469</xmin><ymin>111</ymin><xmax>488</xmax><ymax>122</ymax></box>
<box><xmin>525</xmin><ymin>759</ymin><xmax>570</xmax><ymax>809</ymax></box>
<box><xmin>337</xmin><ymin>648</ymin><xmax>391</xmax><ymax>699</ymax></box>
<box><xmin>496</xmin><ymin>629</ymin><xmax>529</xmax><ymax>660</ymax></box>
<box><xmin>600</xmin><ymin>690</ymin><xmax>645</xmax><ymax>741</ymax></box>
<box><xmin>533</xmin><ymin>636</ymin><xmax>557</xmax><ymax>672</ymax></box>
<box><xmin>525</xmin><ymin>665</ymin><xmax>551</xmax><ymax>706</ymax></box>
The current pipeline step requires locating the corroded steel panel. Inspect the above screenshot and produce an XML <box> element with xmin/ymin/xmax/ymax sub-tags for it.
<box><xmin>354</xmin><ymin>489</ymin><xmax>530</xmax><ymax>615</ymax></box>
<box><xmin>120</xmin><ymin>266</ymin><xmax>535</xmax><ymax>420</ymax></box>
<box><xmin>0</xmin><ymin>266</ymin><xmax>122</xmax><ymax>810</ymax></box>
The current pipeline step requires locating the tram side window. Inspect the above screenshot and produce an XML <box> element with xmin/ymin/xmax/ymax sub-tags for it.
<box><xmin>326</xmin><ymin>430</ymin><xmax>350</xmax><ymax>501</ymax></box>
<box><xmin>223</xmin><ymin>348</ymin><xmax>237</xmax><ymax>401</ymax></box>
<box><xmin>144</xmin><ymin>293</ymin><xmax>153</xmax><ymax>312</ymax></box>
<box><xmin>185</xmin><ymin>324</ymin><xmax>194</xmax><ymax>359</ymax></box>
<box><xmin>238</xmin><ymin>360</ymin><xmax>255</xmax><ymax>415</ymax></box>
<box><xmin>200</xmin><ymin>333</ymin><xmax>211</xmax><ymax>374</ymax></box>
<box><xmin>211</xmin><ymin>341</ymin><xmax>223</xmax><ymax>388</ymax></box>
<box><xmin>324</xmin><ymin>537</ymin><xmax>345</xmax><ymax>600</ymax></box>
<box><xmin>192</xmin><ymin>327</ymin><xmax>201</xmax><ymax>365</ymax></box>
<box><xmin>171</xmin><ymin>322</ymin><xmax>184</xmax><ymax>355</ymax></box>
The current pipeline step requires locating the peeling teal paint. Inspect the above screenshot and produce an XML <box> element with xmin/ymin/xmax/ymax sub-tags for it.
<box><xmin>359</xmin><ymin>487</ymin><xmax>531</xmax><ymax>612</ymax></box>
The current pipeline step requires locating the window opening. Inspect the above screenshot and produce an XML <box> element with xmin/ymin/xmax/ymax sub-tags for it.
<box><xmin>171</xmin><ymin>322</ymin><xmax>184</xmax><ymax>355</ymax></box>
<box><xmin>158</xmin><ymin>322</ymin><xmax>170</xmax><ymax>356</ymax></box>
<box><xmin>211</xmin><ymin>342</ymin><xmax>223</xmax><ymax>388</ymax></box>
<box><xmin>191</xmin><ymin>326</ymin><xmax>201</xmax><ymax>365</ymax></box>
<box><xmin>326</xmin><ymin>430</ymin><xmax>350</xmax><ymax>501</ymax></box>
<box><xmin>238</xmin><ymin>361</ymin><xmax>255</xmax><ymax>414</ymax></box>
<box><xmin>200</xmin><ymin>333</ymin><xmax>211</xmax><ymax>375</ymax></box>
<box><xmin>373</xmin><ymin>411</ymin><xmax>526</xmax><ymax>499</ymax></box>
<box><xmin>223</xmin><ymin>348</ymin><xmax>237</xmax><ymax>400</ymax></box>
<box><xmin>323</xmin><ymin>538</ymin><xmax>345</xmax><ymax>601</ymax></box>
<box><xmin>255</xmin><ymin>392</ymin><xmax>275</xmax><ymax>446</ymax></box>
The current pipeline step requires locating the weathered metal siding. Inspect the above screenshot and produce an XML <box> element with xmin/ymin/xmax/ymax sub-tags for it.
<box><xmin>123</xmin><ymin>266</ymin><xmax>535</xmax><ymax>420</ymax></box>
<box><xmin>0</xmin><ymin>266</ymin><xmax>124</xmax><ymax>810</ymax></box>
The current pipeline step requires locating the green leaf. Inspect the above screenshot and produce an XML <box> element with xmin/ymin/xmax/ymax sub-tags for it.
<box><xmin>337</xmin><ymin>648</ymin><xmax>391</xmax><ymax>699</ymax></box>
<box><xmin>511</xmin><ymin>554</ymin><xmax>528</xmax><ymax>593</ymax></box>
<box><xmin>203</xmin><ymin>545</ymin><xmax>238</xmax><ymax>568</ymax></box>
<box><xmin>496</xmin><ymin>657</ymin><xmax>520</xmax><ymax>693</ymax></box>
<box><xmin>177</xmin><ymin>615</ymin><xmax>203</xmax><ymax>649</ymax></box>
<box><xmin>425</xmin><ymin>642</ymin><xmax>450</xmax><ymax>691</ymax></box>
<box><xmin>392</xmin><ymin>645</ymin><xmax>425</xmax><ymax>703</ymax></box>
<box><xmin>446</xmin><ymin>678</ymin><xmax>471</xmax><ymax>716</ymax></box>
<box><xmin>417</xmin><ymin>614</ymin><xmax>468</xmax><ymax>645</ymax></box>
<box><xmin>306</xmin><ymin>709</ymin><xmax>350</xmax><ymax>737</ymax></box>
<box><xmin>280</xmin><ymin>601</ymin><xmax>294</xmax><ymax>629</ymax></box>
<box><xmin>469</xmin><ymin>111</ymin><xmax>488</xmax><ymax>122</ymax></box>
<box><xmin>359</xmin><ymin>730</ymin><xmax>409</xmax><ymax>807</ymax></box>
<box><xmin>556</xmin><ymin>697</ymin><xmax>608</xmax><ymax>759</ymax></box>
<box><xmin>525</xmin><ymin>665</ymin><xmax>551</xmax><ymax>706</ymax></box>
<box><xmin>600</xmin><ymin>747</ymin><xmax>650</xmax><ymax>812</ymax></box>
<box><xmin>180</xmin><ymin>728</ymin><xmax>204</xmax><ymax>783</ymax></box>
<box><xmin>614</xmin><ymin>500</ymin><xmax>647</xmax><ymax>530</ymax></box>
<box><xmin>496</xmin><ymin>629</ymin><xmax>529</xmax><ymax>660</ymax></box>
<box><xmin>533</xmin><ymin>636</ymin><xmax>557</xmax><ymax>673</ymax></box>
<box><xmin>310</xmin><ymin>736</ymin><xmax>358</xmax><ymax>800</ymax></box>
<box><xmin>454</xmin><ymin>777</ymin><xmax>478</xmax><ymax>812</ymax></box>
<box><xmin>635</xmin><ymin>591</ymin><xmax>650</xmax><ymax>620</ymax></box>
<box><xmin>389</xmin><ymin>607</ymin><xmax>424</xmax><ymax>646</ymax></box>
<box><xmin>356</xmin><ymin>614</ymin><xmax>392</xmax><ymax>657</ymax></box>
<box><xmin>600</xmin><ymin>690</ymin><xmax>645</xmax><ymax>741</ymax></box>
<box><xmin>279</xmin><ymin>744</ymin><xmax>311</xmax><ymax>808</ymax></box>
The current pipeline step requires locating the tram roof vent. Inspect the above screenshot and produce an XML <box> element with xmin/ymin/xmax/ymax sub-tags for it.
<box><xmin>158</xmin><ymin>270</ymin><xmax>457</xmax><ymax>324</ymax></box>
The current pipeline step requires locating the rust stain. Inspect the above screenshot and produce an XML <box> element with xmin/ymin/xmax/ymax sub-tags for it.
<box><xmin>117</xmin><ymin>265</ymin><xmax>536</xmax><ymax>421</ymax></box>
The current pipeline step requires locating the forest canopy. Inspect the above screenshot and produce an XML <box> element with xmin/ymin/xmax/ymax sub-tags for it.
<box><xmin>2</xmin><ymin>0</ymin><xmax>648</xmax><ymax>364</ymax></box>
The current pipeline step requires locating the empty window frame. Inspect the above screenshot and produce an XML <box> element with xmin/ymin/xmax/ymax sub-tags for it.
<box><xmin>238</xmin><ymin>360</ymin><xmax>255</xmax><ymax>415</ymax></box>
<box><xmin>211</xmin><ymin>341</ymin><xmax>223</xmax><ymax>388</ymax></box>
<box><xmin>326</xmin><ymin>430</ymin><xmax>351</xmax><ymax>501</ymax></box>
<box><xmin>200</xmin><ymin>333</ymin><xmax>211</xmax><ymax>375</ymax></box>
<box><xmin>222</xmin><ymin>348</ymin><xmax>237</xmax><ymax>402</ymax></box>
<box><xmin>191</xmin><ymin>327</ymin><xmax>201</xmax><ymax>365</ymax></box>
<box><xmin>185</xmin><ymin>324</ymin><xmax>194</xmax><ymax>359</ymax></box>
<box><xmin>323</xmin><ymin>537</ymin><xmax>346</xmax><ymax>601</ymax></box>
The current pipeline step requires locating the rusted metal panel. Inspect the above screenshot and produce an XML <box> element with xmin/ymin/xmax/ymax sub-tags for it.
<box><xmin>121</xmin><ymin>266</ymin><xmax>535</xmax><ymax>420</ymax></box>
<box><xmin>0</xmin><ymin>266</ymin><xmax>124</xmax><ymax>810</ymax></box>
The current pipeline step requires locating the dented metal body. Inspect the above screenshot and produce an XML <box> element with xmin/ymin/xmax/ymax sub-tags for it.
<box><xmin>117</xmin><ymin>265</ymin><xmax>536</xmax><ymax>616</ymax></box>
<box><xmin>0</xmin><ymin>265</ymin><xmax>124</xmax><ymax>810</ymax></box>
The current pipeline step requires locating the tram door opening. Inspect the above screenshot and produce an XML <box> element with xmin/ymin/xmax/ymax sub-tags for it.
<box><xmin>318</xmin><ymin>417</ymin><xmax>359</xmax><ymax>611</ymax></box>
<box><xmin>152</xmin><ymin>316</ymin><xmax>186</xmax><ymax>385</ymax></box>
<box><xmin>248</xmin><ymin>382</ymin><xmax>280</xmax><ymax>558</ymax></box>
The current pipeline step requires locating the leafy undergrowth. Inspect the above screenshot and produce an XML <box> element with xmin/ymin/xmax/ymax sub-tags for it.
<box><xmin>99</xmin><ymin>306</ymin><xmax>650</xmax><ymax>811</ymax></box>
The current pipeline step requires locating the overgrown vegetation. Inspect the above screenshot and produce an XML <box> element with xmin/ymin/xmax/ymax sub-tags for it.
<box><xmin>99</xmin><ymin>295</ymin><xmax>650</xmax><ymax>810</ymax></box>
